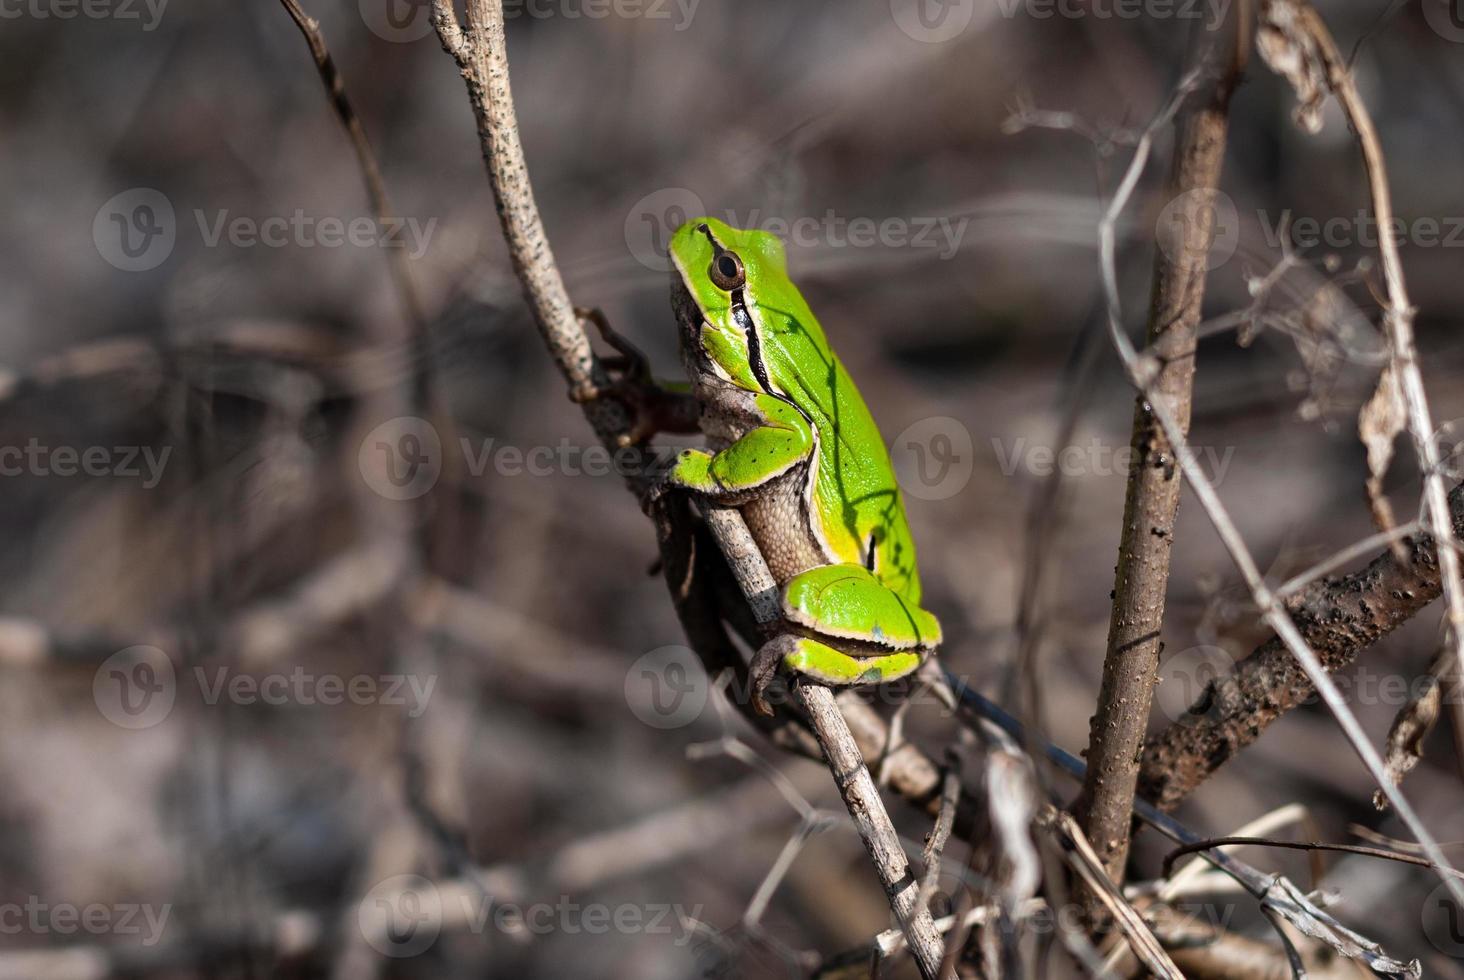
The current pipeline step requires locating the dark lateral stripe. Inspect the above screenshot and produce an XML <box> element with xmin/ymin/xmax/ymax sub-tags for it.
<box><xmin>731</xmin><ymin>289</ymin><xmax>775</xmax><ymax>395</ymax></box>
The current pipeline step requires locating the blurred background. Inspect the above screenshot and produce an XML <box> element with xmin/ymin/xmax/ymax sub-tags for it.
<box><xmin>2</xmin><ymin>0</ymin><xmax>1464</xmax><ymax>976</ymax></box>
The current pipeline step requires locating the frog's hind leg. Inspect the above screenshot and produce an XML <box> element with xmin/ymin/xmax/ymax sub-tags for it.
<box><xmin>782</xmin><ymin>564</ymin><xmax>942</xmax><ymax>649</ymax></box>
<box><xmin>749</xmin><ymin>635</ymin><xmax>921</xmax><ymax>715</ymax></box>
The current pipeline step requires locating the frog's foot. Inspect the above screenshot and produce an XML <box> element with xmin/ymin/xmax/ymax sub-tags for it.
<box><xmin>572</xmin><ymin>307</ymin><xmax>699</xmax><ymax>446</ymax></box>
<box><xmin>749</xmin><ymin>634</ymin><xmax>923</xmax><ymax>716</ymax></box>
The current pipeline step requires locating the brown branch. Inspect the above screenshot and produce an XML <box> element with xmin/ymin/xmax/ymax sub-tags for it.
<box><xmin>1075</xmin><ymin>15</ymin><xmax>1243</xmax><ymax>889</ymax></box>
<box><xmin>1140</xmin><ymin>480</ymin><xmax>1464</xmax><ymax>810</ymax></box>
<box><xmin>278</xmin><ymin>0</ymin><xmax>426</xmax><ymax>334</ymax></box>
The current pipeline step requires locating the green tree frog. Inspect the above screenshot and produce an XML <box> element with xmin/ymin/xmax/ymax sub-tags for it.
<box><xmin>650</xmin><ymin>217</ymin><xmax>942</xmax><ymax>713</ymax></box>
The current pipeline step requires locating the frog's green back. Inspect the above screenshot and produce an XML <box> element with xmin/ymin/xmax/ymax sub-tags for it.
<box><xmin>675</xmin><ymin>218</ymin><xmax>922</xmax><ymax>603</ymax></box>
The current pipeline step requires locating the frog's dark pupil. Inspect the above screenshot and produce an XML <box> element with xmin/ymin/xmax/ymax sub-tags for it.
<box><xmin>717</xmin><ymin>256</ymin><xmax>738</xmax><ymax>278</ymax></box>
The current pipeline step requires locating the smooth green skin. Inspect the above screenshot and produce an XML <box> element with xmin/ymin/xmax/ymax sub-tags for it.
<box><xmin>665</xmin><ymin>217</ymin><xmax>941</xmax><ymax>690</ymax></box>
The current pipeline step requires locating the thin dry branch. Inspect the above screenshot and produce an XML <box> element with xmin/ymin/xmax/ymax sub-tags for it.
<box><xmin>1090</xmin><ymin>49</ymin><xmax>1464</xmax><ymax>914</ymax></box>
<box><xmin>427</xmin><ymin>6</ymin><xmax>950</xmax><ymax>973</ymax></box>
<box><xmin>1257</xmin><ymin>0</ymin><xmax>1464</xmax><ymax>813</ymax></box>
<box><xmin>700</xmin><ymin>506</ymin><xmax>947</xmax><ymax>980</ymax></box>
<box><xmin>1140</xmin><ymin>481</ymin><xmax>1464</xmax><ymax>808</ymax></box>
<box><xmin>1076</xmin><ymin>18</ymin><xmax>1242</xmax><ymax>886</ymax></box>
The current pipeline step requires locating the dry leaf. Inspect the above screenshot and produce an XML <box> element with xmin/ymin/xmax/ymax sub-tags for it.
<box><xmin>1359</xmin><ymin>364</ymin><xmax>1406</xmax><ymax>545</ymax></box>
<box><xmin>1256</xmin><ymin>0</ymin><xmax>1330</xmax><ymax>134</ymax></box>
<box><xmin>1373</xmin><ymin>649</ymin><xmax>1446</xmax><ymax>811</ymax></box>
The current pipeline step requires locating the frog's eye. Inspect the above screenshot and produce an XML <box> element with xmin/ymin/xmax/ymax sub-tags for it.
<box><xmin>708</xmin><ymin>251</ymin><xmax>746</xmax><ymax>291</ymax></box>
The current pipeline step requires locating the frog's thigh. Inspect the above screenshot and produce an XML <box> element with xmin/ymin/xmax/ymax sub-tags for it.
<box><xmin>782</xmin><ymin>564</ymin><xmax>942</xmax><ymax>648</ymax></box>
<box><xmin>783</xmin><ymin>637</ymin><xmax>922</xmax><ymax>685</ymax></box>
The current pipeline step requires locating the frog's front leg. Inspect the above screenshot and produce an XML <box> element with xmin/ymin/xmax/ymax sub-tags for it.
<box><xmin>749</xmin><ymin>564</ymin><xmax>941</xmax><ymax>715</ymax></box>
<box><xmin>655</xmin><ymin>390</ymin><xmax>814</xmax><ymax>502</ymax></box>
<box><xmin>571</xmin><ymin>307</ymin><xmax>701</xmax><ymax>446</ymax></box>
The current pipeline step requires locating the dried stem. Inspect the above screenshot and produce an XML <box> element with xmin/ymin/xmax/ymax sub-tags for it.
<box><xmin>427</xmin><ymin>5</ymin><xmax>949</xmax><ymax>972</ymax></box>
<box><xmin>1140</xmin><ymin>482</ymin><xmax>1464</xmax><ymax>808</ymax></box>
<box><xmin>1092</xmin><ymin>43</ymin><xmax>1464</xmax><ymax>914</ymax></box>
<box><xmin>700</xmin><ymin>506</ymin><xmax>947</xmax><ymax>980</ymax></box>
<box><xmin>1263</xmin><ymin>0</ymin><xmax>1464</xmax><ymax>810</ymax></box>
<box><xmin>1075</xmin><ymin>19</ymin><xmax>1242</xmax><ymax>885</ymax></box>
<box><xmin>278</xmin><ymin>0</ymin><xmax>426</xmax><ymax>334</ymax></box>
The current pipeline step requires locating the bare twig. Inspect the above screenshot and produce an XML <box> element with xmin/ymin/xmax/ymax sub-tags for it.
<box><xmin>1089</xmin><ymin>36</ymin><xmax>1464</xmax><ymax>913</ymax></box>
<box><xmin>700</xmin><ymin>505</ymin><xmax>946</xmax><ymax>980</ymax></box>
<box><xmin>277</xmin><ymin>0</ymin><xmax>426</xmax><ymax>333</ymax></box>
<box><xmin>1161</xmin><ymin>835</ymin><xmax>1464</xmax><ymax>880</ymax></box>
<box><xmin>1045</xmin><ymin>809</ymin><xmax>1183</xmax><ymax>980</ymax></box>
<box><xmin>1076</xmin><ymin>16</ymin><xmax>1243</xmax><ymax>886</ymax></box>
<box><xmin>1257</xmin><ymin>0</ymin><xmax>1464</xmax><ymax>809</ymax></box>
<box><xmin>1140</xmin><ymin>481</ymin><xmax>1464</xmax><ymax>808</ymax></box>
<box><xmin>946</xmin><ymin>673</ymin><xmax>1419</xmax><ymax>977</ymax></box>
